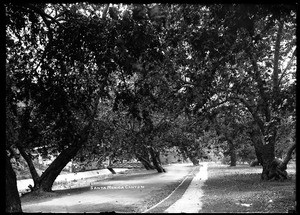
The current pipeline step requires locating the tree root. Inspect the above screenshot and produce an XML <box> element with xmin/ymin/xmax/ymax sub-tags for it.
<box><xmin>266</xmin><ymin>159</ymin><xmax>288</xmax><ymax>181</ymax></box>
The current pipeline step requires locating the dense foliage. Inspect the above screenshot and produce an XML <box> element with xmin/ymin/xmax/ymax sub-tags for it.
<box><xmin>6</xmin><ymin>3</ymin><xmax>296</xmax><ymax>212</ymax></box>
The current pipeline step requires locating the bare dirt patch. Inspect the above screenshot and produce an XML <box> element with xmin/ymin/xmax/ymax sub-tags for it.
<box><xmin>200</xmin><ymin>162</ymin><xmax>296</xmax><ymax>213</ymax></box>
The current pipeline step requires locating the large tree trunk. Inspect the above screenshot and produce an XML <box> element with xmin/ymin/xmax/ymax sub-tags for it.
<box><xmin>230</xmin><ymin>148</ymin><xmax>237</xmax><ymax>167</ymax></box>
<box><xmin>189</xmin><ymin>156</ymin><xmax>199</xmax><ymax>166</ymax></box>
<box><xmin>149</xmin><ymin>147</ymin><xmax>165</xmax><ymax>173</ymax></box>
<box><xmin>228</xmin><ymin>140</ymin><xmax>236</xmax><ymax>167</ymax></box>
<box><xmin>223</xmin><ymin>134</ymin><xmax>236</xmax><ymax>167</ymax></box>
<box><xmin>6</xmin><ymin>155</ymin><xmax>22</xmax><ymax>213</ymax></box>
<box><xmin>33</xmin><ymin>123</ymin><xmax>92</xmax><ymax>192</ymax></box>
<box><xmin>253</xmin><ymin>145</ymin><xmax>263</xmax><ymax>165</ymax></box>
<box><xmin>106</xmin><ymin>156</ymin><xmax>116</xmax><ymax>174</ymax></box>
<box><xmin>250</xmin><ymin>123</ymin><xmax>287</xmax><ymax>180</ymax></box>
<box><xmin>136</xmin><ymin>155</ymin><xmax>155</xmax><ymax>170</ymax></box>
<box><xmin>180</xmin><ymin>146</ymin><xmax>199</xmax><ymax>166</ymax></box>
<box><xmin>35</xmin><ymin>143</ymin><xmax>82</xmax><ymax>192</ymax></box>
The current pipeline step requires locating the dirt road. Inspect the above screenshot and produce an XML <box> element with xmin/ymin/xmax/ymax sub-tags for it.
<box><xmin>21</xmin><ymin>163</ymin><xmax>203</xmax><ymax>213</ymax></box>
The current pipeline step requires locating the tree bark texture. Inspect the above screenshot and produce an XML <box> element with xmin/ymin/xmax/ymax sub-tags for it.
<box><xmin>228</xmin><ymin>140</ymin><xmax>236</xmax><ymax>167</ymax></box>
<box><xmin>137</xmin><ymin>155</ymin><xmax>155</xmax><ymax>170</ymax></box>
<box><xmin>250</xmin><ymin>123</ymin><xmax>287</xmax><ymax>180</ymax></box>
<box><xmin>149</xmin><ymin>147</ymin><xmax>165</xmax><ymax>173</ymax></box>
<box><xmin>35</xmin><ymin>143</ymin><xmax>82</xmax><ymax>191</ymax></box>
<box><xmin>6</xmin><ymin>155</ymin><xmax>23</xmax><ymax>213</ymax></box>
<box><xmin>230</xmin><ymin>147</ymin><xmax>237</xmax><ymax>167</ymax></box>
<box><xmin>33</xmin><ymin>122</ymin><xmax>92</xmax><ymax>192</ymax></box>
<box><xmin>278</xmin><ymin>142</ymin><xmax>296</xmax><ymax>170</ymax></box>
<box><xmin>180</xmin><ymin>146</ymin><xmax>199</xmax><ymax>166</ymax></box>
<box><xmin>17</xmin><ymin>145</ymin><xmax>40</xmax><ymax>188</ymax></box>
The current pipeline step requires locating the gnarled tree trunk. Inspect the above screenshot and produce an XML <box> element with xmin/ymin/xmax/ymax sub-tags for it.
<box><xmin>250</xmin><ymin>123</ymin><xmax>287</xmax><ymax>180</ymax></box>
<box><xmin>6</xmin><ymin>155</ymin><xmax>22</xmax><ymax>213</ymax></box>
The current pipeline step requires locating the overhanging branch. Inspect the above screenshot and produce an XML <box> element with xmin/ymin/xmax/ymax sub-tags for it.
<box><xmin>227</xmin><ymin>96</ymin><xmax>264</xmax><ymax>133</ymax></box>
<box><xmin>245</xmin><ymin>47</ymin><xmax>271</xmax><ymax>122</ymax></box>
<box><xmin>272</xmin><ymin>21</ymin><xmax>284</xmax><ymax>107</ymax></box>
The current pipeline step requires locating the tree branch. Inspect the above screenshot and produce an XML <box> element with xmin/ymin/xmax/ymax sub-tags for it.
<box><xmin>22</xmin><ymin>4</ymin><xmax>65</xmax><ymax>28</ymax></box>
<box><xmin>278</xmin><ymin>47</ymin><xmax>296</xmax><ymax>86</ymax></box>
<box><xmin>17</xmin><ymin>145</ymin><xmax>40</xmax><ymax>185</ymax></box>
<box><xmin>278</xmin><ymin>142</ymin><xmax>296</xmax><ymax>170</ymax></box>
<box><xmin>245</xmin><ymin>47</ymin><xmax>271</xmax><ymax>122</ymax></box>
<box><xmin>273</xmin><ymin>21</ymin><xmax>284</xmax><ymax>106</ymax></box>
<box><xmin>228</xmin><ymin>96</ymin><xmax>264</xmax><ymax>133</ymax></box>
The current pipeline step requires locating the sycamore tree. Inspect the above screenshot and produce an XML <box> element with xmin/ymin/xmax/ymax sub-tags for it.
<box><xmin>159</xmin><ymin>4</ymin><xmax>296</xmax><ymax>180</ymax></box>
<box><xmin>6</xmin><ymin>5</ymin><xmax>296</xmax><ymax>213</ymax></box>
<box><xmin>6</xmin><ymin>2</ymin><xmax>168</xmax><ymax>194</ymax></box>
<box><xmin>6</xmin><ymin>4</ymin><xmax>173</xmax><ymax>205</ymax></box>
<box><xmin>6</xmin><ymin>3</ymin><xmax>114</xmax><ymax>194</ymax></box>
<box><xmin>207</xmin><ymin>4</ymin><xmax>296</xmax><ymax>180</ymax></box>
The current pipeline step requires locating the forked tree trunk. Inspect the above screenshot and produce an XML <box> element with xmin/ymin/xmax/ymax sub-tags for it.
<box><xmin>250</xmin><ymin>124</ymin><xmax>287</xmax><ymax>180</ymax></box>
<box><xmin>137</xmin><ymin>155</ymin><xmax>155</xmax><ymax>170</ymax></box>
<box><xmin>6</xmin><ymin>155</ymin><xmax>22</xmax><ymax>213</ymax></box>
<box><xmin>149</xmin><ymin>147</ymin><xmax>165</xmax><ymax>173</ymax></box>
<box><xmin>136</xmin><ymin>147</ymin><xmax>155</xmax><ymax>170</ymax></box>
<box><xmin>180</xmin><ymin>147</ymin><xmax>199</xmax><ymax>166</ymax></box>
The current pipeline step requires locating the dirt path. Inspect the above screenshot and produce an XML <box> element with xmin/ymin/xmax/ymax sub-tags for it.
<box><xmin>164</xmin><ymin>162</ymin><xmax>208</xmax><ymax>213</ymax></box>
<box><xmin>21</xmin><ymin>163</ymin><xmax>198</xmax><ymax>213</ymax></box>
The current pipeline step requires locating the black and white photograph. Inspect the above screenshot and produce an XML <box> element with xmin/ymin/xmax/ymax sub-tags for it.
<box><xmin>5</xmin><ymin>3</ymin><xmax>296</xmax><ymax>213</ymax></box>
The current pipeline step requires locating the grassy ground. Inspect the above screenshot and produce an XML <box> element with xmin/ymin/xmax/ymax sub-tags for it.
<box><xmin>201</xmin><ymin>162</ymin><xmax>296</xmax><ymax>213</ymax></box>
